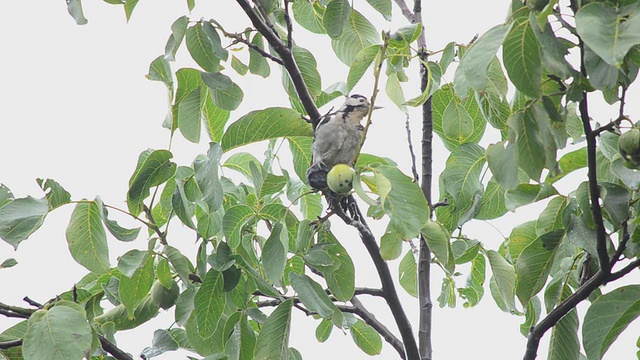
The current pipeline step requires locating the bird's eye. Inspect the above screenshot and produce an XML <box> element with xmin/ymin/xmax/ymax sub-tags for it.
<box><xmin>359</xmin><ymin>98</ymin><xmax>365</xmax><ymax>102</ymax></box>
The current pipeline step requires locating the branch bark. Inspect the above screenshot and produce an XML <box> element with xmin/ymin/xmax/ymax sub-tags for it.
<box><xmin>235</xmin><ymin>0</ymin><xmax>322</xmax><ymax>126</ymax></box>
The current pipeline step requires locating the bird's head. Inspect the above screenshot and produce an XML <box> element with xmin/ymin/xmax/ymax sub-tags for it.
<box><xmin>339</xmin><ymin>94</ymin><xmax>382</xmax><ymax>119</ymax></box>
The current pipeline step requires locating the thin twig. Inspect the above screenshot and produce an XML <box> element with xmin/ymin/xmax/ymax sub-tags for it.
<box><xmin>22</xmin><ymin>296</ymin><xmax>43</xmax><ymax>309</ymax></box>
<box><xmin>142</xmin><ymin>204</ymin><xmax>168</xmax><ymax>245</ymax></box>
<box><xmin>0</xmin><ymin>339</ymin><xmax>23</xmax><ymax>350</ymax></box>
<box><xmin>217</xmin><ymin>26</ymin><xmax>285</xmax><ymax>65</ymax></box>
<box><xmin>393</xmin><ymin>0</ymin><xmax>418</xmax><ymax>23</ymax></box>
<box><xmin>405</xmin><ymin>113</ymin><xmax>420</xmax><ymax>182</ymax></box>
<box><xmin>98</xmin><ymin>335</ymin><xmax>134</xmax><ymax>360</ymax></box>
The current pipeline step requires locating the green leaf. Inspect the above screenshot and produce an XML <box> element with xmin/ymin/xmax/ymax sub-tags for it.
<box><xmin>164</xmin><ymin>245</ymin><xmax>194</xmax><ymax>284</ymax></box>
<box><xmin>365</xmin><ymin>0</ymin><xmax>391</xmax><ymax>20</ymax></box>
<box><xmin>475</xmin><ymin>177</ymin><xmax>508</xmax><ymax>220</ymax></box>
<box><xmin>457</xmin><ymin>23</ymin><xmax>512</xmax><ymax>95</ymax></box>
<box><xmin>508</xmin><ymin>221</ymin><xmax>538</xmax><ymax>262</ymax></box>
<box><xmin>576</xmin><ymin>3</ymin><xmax>640</xmax><ymax>67</ymax></box>
<box><xmin>421</xmin><ymin>220</ymin><xmax>453</xmax><ymax>273</ymax></box>
<box><xmin>99</xmin><ymin>199</ymin><xmax>140</xmax><ymax>242</ymax></box>
<box><xmin>0</xmin><ymin>184</ymin><xmax>13</xmax><ymax>208</ymax></box>
<box><xmin>459</xmin><ymin>252</ymin><xmax>486</xmax><ymax>307</ymax></box>
<box><xmin>376</xmin><ymin>166</ymin><xmax>429</xmax><ymax>239</ymax></box>
<box><xmin>94</xmin><ymin>295</ymin><xmax>159</xmax><ymax>331</ymax></box>
<box><xmin>66</xmin><ymin>0</ymin><xmax>88</xmax><ymax>25</ymax></box>
<box><xmin>203</xmin><ymin>92</ymin><xmax>230</xmax><ymax>143</ymax></box>
<box><xmin>399</xmin><ymin>250</ymin><xmax>417</xmax><ymax>297</ymax></box>
<box><xmin>323</xmin><ymin>0</ymin><xmax>351</xmax><ymax>39</ymax></box>
<box><xmin>350</xmin><ymin>319</ymin><xmax>382</xmax><ymax>355</ymax></box>
<box><xmin>442</xmin><ymin>143</ymin><xmax>485</xmax><ymax>223</ymax></box>
<box><xmin>292</xmin><ymin>47</ymin><xmax>322</xmax><ymax>97</ymax></box>
<box><xmin>186</xmin><ymin>23</ymin><xmax>220</xmax><ymax>73</ymax></box>
<box><xmin>487</xmin><ymin>250</ymin><xmax>517</xmax><ymax>313</ymax></box>
<box><xmin>292</xmin><ymin>0</ymin><xmax>325</xmax><ymax>34</ymax></box>
<box><xmin>287</xmin><ymin>136</ymin><xmax>313</xmax><ymax>182</ymax></box>
<box><xmin>254</xmin><ymin>299</ymin><xmax>293</xmax><ymax>360</ymax></box>
<box><xmin>0</xmin><ymin>258</ymin><xmax>17</xmax><ymax>269</ymax></box>
<box><xmin>223</xmin><ymin>205</ymin><xmax>254</xmax><ymax>249</ymax></box>
<box><xmin>508</xmin><ymin>111</ymin><xmax>545</xmax><ymax>181</ymax></box>
<box><xmin>66</xmin><ymin>200</ymin><xmax>110</xmax><ymax>274</ymax></box>
<box><xmin>346</xmin><ymin>45</ymin><xmax>380</xmax><ymax>92</ymax></box>
<box><xmin>547</xmin><ymin>147</ymin><xmax>588</xmax><ymax>184</ymax></box>
<box><xmin>385</xmin><ymin>72</ymin><xmax>406</xmax><ymax>112</ymax></box>
<box><xmin>210</xmin><ymin>81</ymin><xmax>244</xmax><ymax>111</ymax></box>
<box><xmin>505</xmin><ymin>183</ymin><xmax>558</xmax><ymax>211</ymax></box>
<box><xmin>583</xmin><ymin>285</ymin><xmax>640</xmax><ymax>360</ymax></box>
<box><xmin>516</xmin><ymin>229</ymin><xmax>563</xmax><ymax>306</ymax></box>
<box><xmin>178</xmin><ymin>87</ymin><xmax>202</xmax><ymax>143</ymax></box>
<box><xmin>123</xmin><ymin>0</ymin><xmax>139</xmax><ymax>21</ymax></box>
<box><xmin>146</xmin><ymin>55</ymin><xmax>174</xmax><ymax>95</ymax></box>
<box><xmin>263</xmin><ymin>223</ymin><xmax>288</xmax><ymax>283</ymax></box>
<box><xmin>117</xmin><ymin>249</ymin><xmax>148</xmax><ymax>277</ymax></box>
<box><xmin>249</xmin><ymin>33</ymin><xmax>271</xmax><ymax>78</ymax></box>
<box><xmin>164</xmin><ymin>16</ymin><xmax>189</xmax><ymax>61</ymax></box>
<box><xmin>502</xmin><ymin>19</ymin><xmax>541</xmax><ymax>98</ymax></box>
<box><xmin>289</xmin><ymin>273</ymin><xmax>341</xmax><ymax>324</ymax></box>
<box><xmin>22</xmin><ymin>306</ymin><xmax>92</xmax><ymax>360</ymax></box>
<box><xmin>36</xmin><ymin>178</ymin><xmax>71</xmax><ymax>210</ymax></box>
<box><xmin>119</xmin><ymin>254</ymin><xmax>154</xmax><ymax>318</ymax></box>
<box><xmin>259</xmin><ymin>174</ymin><xmax>287</xmax><ymax>199</ymax></box>
<box><xmin>442</xmin><ymin>99</ymin><xmax>474</xmax><ymax>142</ymax></box>
<box><xmin>231</xmin><ymin>55</ymin><xmax>249</xmax><ymax>76</ymax></box>
<box><xmin>600</xmin><ymin>182</ymin><xmax>630</xmax><ymax>227</ymax></box>
<box><xmin>380</xmin><ymin>228</ymin><xmax>403</xmax><ymax>261</ymax></box>
<box><xmin>0</xmin><ymin>196</ymin><xmax>49</xmax><ymax>249</ymax></box>
<box><xmin>536</xmin><ymin>196</ymin><xmax>567</xmax><ymax>235</ymax></box>
<box><xmin>432</xmin><ymin>85</ymin><xmax>487</xmax><ymax>151</ymax></box>
<box><xmin>317</xmin><ymin>230</ymin><xmax>355</xmax><ymax>301</ymax></box>
<box><xmin>140</xmin><ymin>329</ymin><xmax>181</xmax><ymax>359</ymax></box>
<box><xmin>548</xmin><ymin>288</ymin><xmax>579</xmax><ymax>360</ymax></box>
<box><xmin>222</xmin><ymin>108</ymin><xmax>312</xmax><ymax>151</ymax></box>
<box><xmin>127</xmin><ymin>149</ymin><xmax>177</xmax><ymax>217</ymax></box>
<box><xmin>389</xmin><ymin>23</ymin><xmax>421</xmax><ymax>47</ymax></box>
<box><xmin>194</xmin><ymin>269</ymin><xmax>225</xmax><ymax>338</ymax></box>
<box><xmin>331</xmin><ymin>10</ymin><xmax>379</xmax><ymax>66</ymax></box>
<box><xmin>202</xmin><ymin>22</ymin><xmax>228</xmax><ymax>61</ymax></box>
<box><xmin>315</xmin><ymin>319</ymin><xmax>332</xmax><ymax>342</ymax></box>
<box><xmin>486</xmin><ymin>141</ymin><xmax>519</xmax><ymax>190</ymax></box>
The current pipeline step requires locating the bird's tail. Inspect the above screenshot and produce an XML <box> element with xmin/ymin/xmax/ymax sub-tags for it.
<box><xmin>306</xmin><ymin>162</ymin><xmax>330</xmax><ymax>190</ymax></box>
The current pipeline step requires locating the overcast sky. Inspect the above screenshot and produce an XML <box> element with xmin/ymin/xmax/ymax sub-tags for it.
<box><xmin>1</xmin><ymin>1</ymin><xmax>638</xmax><ymax>359</ymax></box>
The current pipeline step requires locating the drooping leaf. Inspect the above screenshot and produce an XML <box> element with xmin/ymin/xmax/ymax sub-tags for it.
<box><xmin>289</xmin><ymin>273</ymin><xmax>341</xmax><ymax>325</ymax></box>
<box><xmin>441</xmin><ymin>143</ymin><xmax>486</xmax><ymax>223</ymax></box>
<box><xmin>292</xmin><ymin>0</ymin><xmax>325</xmax><ymax>34</ymax></box>
<box><xmin>421</xmin><ymin>220</ymin><xmax>453</xmax><ymax>273</ymax></box>
<box><xmin>119</xmin><ymin>254</ymin><xmax>154</xmax><ymax>318</ymax></box>
<box><xmin>127</xmin><ymin>150</ymin><xmax>177</xmax><ymax>217</ymax></box>
<box><xmin>0</xmin><ymin>196</ymin><xmax>49</xmax><ymax>249</ymax></box>
<box><xmin>323</xmin><ymin>0</ymin><xmax>351</xmax><ymax>39</ymax></box>
<box><xmin>186</xmin><ymin>23</ymin><xmax>220</xmax><ymax>73</ymax></box>
<box><xmin>346</xmin><ymin>45</ymin><xmax>380</xmax><ymax>92</ymax></box>
<box><xmin>222</xmin><ymin>205</ymin><xmax>255</xmax><ymax>249</ymax></box>
<box><xmin>508</xmin><ymin>111</ymin><xmax>545</xmax><ymax>181</ymax></box>
<box><xmin>254</xmin><ymin>299</ymin><xmax>293</xmax><ymax>360</ymax></box>
<box><xmin>164</xmin><ymin>16</ymin><xmax>189</xmax><ymax>61</ymax></box>
<box><xmin>487</xmin><ymin>250</ymin><xmax>517</xmax><ymax>313</ymax></box>
<box><xmin>399</xmin><ymin>250</ymin><xmax>417</xmax><ymax>297</ymax></box>
<box><xmin>262</xmin><ymin>223</ymin><xmax>288</xmax><ymax>283</ymax></box>
<box><xmin>583</xmin><ymin>285</ymin><xmax>640</xmax><ymax>360</ymax></box>
<box><xmin>36</xmin><ymin>178</ymin><xmax>71</xmax><ymax>210</ymax></box>
<box><xmin>350</xmin><ymin>319</ymin><xmax>382</xmax><ymax>355</ymax></box>
<box><xmin>194</xmin><ymin>269</ymin><xmax>225</xmax><ymax>338</ymax></box>
<box><xmin>502</xmin><ymin>19</ymin><xmax>541</xmax><ymax>98</ymax></box>
<box><xmin>66</xmin><ymin>0</ymin><xmax>88</xmax><ymax>25</ymax></box>
<box><xmin>486</xmin><ymin>141</ymin><xmax>519</xmax><ymax>190</ymax></box>
<box><xmin>66</xmin><ymin>200</ymin><xmax>110</xmax><ymax>274</ymax></box>
<box><xmin>365</xmin><ymin>0</ymin><xmax>391</xmax><ymax>20</ymax></box>
<box><xmin>516</xmin><ymin>230</ymin><xmax>564</xmax><ymax>306</ymax></box>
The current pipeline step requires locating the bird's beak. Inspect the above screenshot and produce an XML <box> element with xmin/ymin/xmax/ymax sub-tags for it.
<box><xmin>372</xmin><ymin>106</ymin><xmax>384</xmax><ymax>110</ymax></box>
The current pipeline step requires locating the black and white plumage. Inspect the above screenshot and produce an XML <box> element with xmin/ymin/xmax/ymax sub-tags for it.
<box><xmin>306</xmin><ymin>94</ymin><xmax>372</xmax><ymax>190</ymax></box>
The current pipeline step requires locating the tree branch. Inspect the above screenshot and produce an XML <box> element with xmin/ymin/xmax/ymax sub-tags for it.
<box><xmin>217</xmin><ymin>26</ymin><xmax>285</xmax><ymax>65</ymax></box>
<box><xmin>0</xmin><ymin>339</ymin><xmax>22</xmax><ymax>350</ymax></box>
<box><xmin>98</xmin><ymin>335</ymin><xmax>134</xmax><ymax>360</ymax></box>
<box><xmin>235</xmin><ymin>0</ymin><xmax>322</xmax><ymax>126</ymax></box>
<box><xmin>334</xmin><ymin>197</ymin><xmax>420</xmax><ymax>360</ymax></box>
<box><xmin>354</xmin><ymin>287</ymin><xmax>385</xmax><ymax>297</ymax></box>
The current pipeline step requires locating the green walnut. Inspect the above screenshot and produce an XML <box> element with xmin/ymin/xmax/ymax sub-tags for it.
<box><xmin>327</xmin><ymin>164</ymin><xmax>356</xmax><ymax>194</ymax></box>
<box><xmin>618</xmin><ymin>128</ymin><xmax>640</xmax><ymax>168</ymax></box>
<box><xmin>151</xmin><ymin>279</ymin><xmax>179</xmax><ymax>310</ymax></box>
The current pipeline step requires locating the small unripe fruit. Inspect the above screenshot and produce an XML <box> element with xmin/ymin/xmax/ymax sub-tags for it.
<box><xmin>327</xmin><ymin>164</ymin><xmax>355</xmax><ymax>194</ymax></box>
<box><xmin>618</xmin><ymin>128</ymin><xmax>640</xmax><ymax>168</ymax></box>
<box><xmin>151</xmin><ymin>279</ymin><xmax>179</xmax><ymax>310</ymax></box>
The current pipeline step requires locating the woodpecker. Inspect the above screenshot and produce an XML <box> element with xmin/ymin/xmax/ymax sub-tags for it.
<box><xmin>306</xmin><ymin>94</ymin><xmax>375</xmax><ymax>190</ymax></box>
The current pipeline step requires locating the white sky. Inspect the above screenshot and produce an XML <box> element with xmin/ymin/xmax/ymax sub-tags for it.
<box><xmin>0</xmin><ymin>1</ymin><xmax>638</xmax><ymax>359</ymax></box>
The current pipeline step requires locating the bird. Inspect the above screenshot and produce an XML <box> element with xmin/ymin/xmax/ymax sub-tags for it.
<box><xmin>306</xmin><ymin>94</ymin><xmax>376</xmax><ymax>190</ymax></box>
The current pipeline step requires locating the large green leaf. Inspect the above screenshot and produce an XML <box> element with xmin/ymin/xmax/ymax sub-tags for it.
<box><xmin>456</xmin><ymin>23</ymin><xmax>512</xmax><ymax>95</ymax></box>
<box><xmin>292</xmin><ymin>0</ymin><xmax>325</xmax><ymax>34</ymax></box>
<box><xmin>292</xmin><ymin>47</ymin><xmax>322</xmax><ymax>97</ymax></box>
<box><xmin>222</xmin><ymin>205</ymin><xmax>255</xmax><ymax>249</ymax></box>
<box><xmin>583</xmin><ymin>285</ymin><xmax>640</xmax><ymax>360</ymax></box>
<box><xmin>210</xmin><ymin>81</ymin><xmax>244</xmax><ymax>111</ymax></box>
<box><xmin>127</xmin><ymin>149</ymin><xmax>177</xmax><ymax>217</ymax></box>
<box><xmin>186</xmin><ymin>23</ymin><xmax>220</xmax><ymax>73</ymax></box>
<box><xmin>502</xmin><ymin>19</ymin><xmax>541</xmax><ymax>98</ymax></box>
<box><xmin>289</xmin><ymin>273</ymin><xmax>342</xmax><ymax>326</ymax></box>
<box><xmin>323</xmin><ymin>0</ymin><xmax>350</xmax><ymax>39</ymax></box>
<box><xmin>432</xmin><ymin>85</ymin><xmax>486</xmax><ymax>151</ymax></box>
<box><xmin>254</xmin><ymin>299</ymin><xmax>293</xmax><ymax>360</ymax></box>
<box><xmin>221</xmin><ymin>108</ymin><xmax>312</xmax><ymax>152</ymax></box>
<box><xmin>350</xmin><ymin>319</ymin><xmax>382</xmax><ymax>355</ymax></box>
<box><xmin>66</xmin><ymin>200</ymin><xmax>110</xmax><ymax>274</ymax></box>
<box><xmin>421</xmin><ymin>220</ymin><xmax>453</xmax><ymax>273</ymax></box>
<box><xmin>194</xmin><ymin>269</ymin><xmax>225</xmax><ymax>338</ymax></box>
<box><xmin>0</xmin><ymin>196</ymin><xmax>49</xmax><ymax>249</ymax></box>
<box><xmin>487</xmin><ymin>250</ymin><xmax>517</xmax><ymax>313</ymax></box>
<box><xmin>486</xmin><ymin>141</ymin><xmax>519</xmax><ymax>190</ymax></box>
<box><xmin>475</xmin><ymin>177</ymin><xmax>508</xmax><ymax>220</ymax></box>
<box><xmin>317</xmin><ymin>230</ymin><xmax>355</xmax><ymax>301</ymax></box>
<box><xmin>548</xmin><ymin>287</ymin><xmax>580</xmax><ymax>360</ymax></box>
<box><xmin>177</xmin><ymin>87</ymin><xmax>202</xmax><ymax>143</ymax></box>
<box><xmin>508</xmin><ymin>111</ymin><xmax>545</xmax><ymax>181</ymax></box>
<box><xmin>22</xmin><ymin>304</ymin><xmax>92</xmax><ymax>360</ymax></box>
<box><xmin>376</xmin><ymin>166</ymin><xmax>430</xmax><ymax>239</ymax></box>
<box><xmin>331</xmin><ymin>10</ymin><xmax>379</xmax><ymax>66</ymax></box>
<box><xmin>442</xmin><ymin>99</ymin><xmax>474</xmax><ymax>142</ymax></box>
<box><xmin>365</xmin><ymin>0</ymin><xmax>391</xmax><ymax>20</ymax></box>
<box><xmin>576</xmin><ymin>3</ymin><xmax>640</xmax><ymax>67</ymax></box>
<box><xmin>442</xmin><ymin>143</ymin><xmax>485</xmax><ymax>223</ymax></box>
<box><xmin>119</xmin><ymin>254</ymin><xmax>154</xmax><ymax>318</ymax></box>
<box><xmin>263</xmin><ymin>223</ymin><xmax>288</xmax><ymax>283</ymax></box>
<box><xmin>399</xmin><ymin>250</ymin><xmax>417</xmax><ymax>297</ymax></box>
<box><xmin>346</xmin><ymin>45</ymin><xmax>380</xmax><ymax>92</ymax></box>
<box><xmin>459</xmin><ymin>252</ymin><xmax>486</xmax><ymax>307</ymax></box>
<box><xmin>515</xmin><ymin>229</ymin><xmax>563</xmax><ymax>306</ymax></box>
<box><xmin>287</xmin><ymin>136</ymin><xmax>313</xmax><ymax>181</ymax></box>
